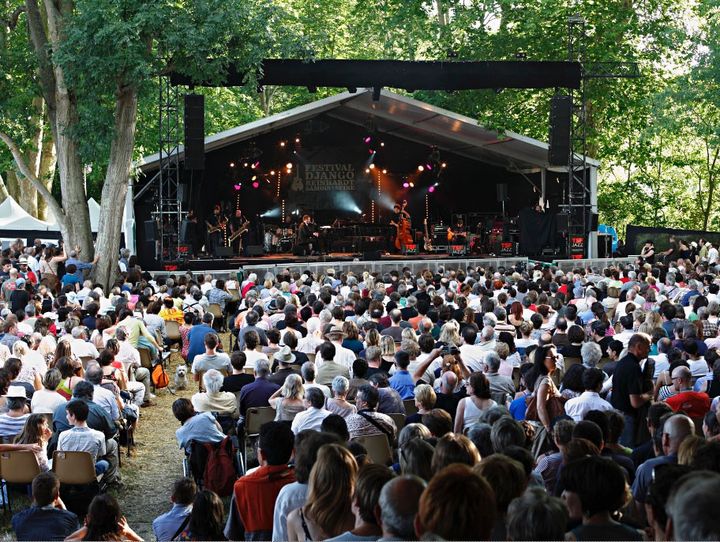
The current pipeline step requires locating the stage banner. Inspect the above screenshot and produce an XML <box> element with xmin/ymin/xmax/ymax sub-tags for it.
<box><xmin>287</xmin><ymin>149</ymin><xmax>372</xmax><ymax>213</ymax></box>
<box><xmin>626</xmin><ymin>224</ymin><xmax>720</xmax><ymax>254</ymax></box>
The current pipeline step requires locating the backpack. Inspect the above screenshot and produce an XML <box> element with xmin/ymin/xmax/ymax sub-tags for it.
<box><xmin>202</xmin><ymin>436</ymin><xmax>236</xmax><ymax>497</ymax></box>
<box><xmin>151</xmin><ymin>361</ymin><xmax>170</xmax><ymax>389</ymax></box>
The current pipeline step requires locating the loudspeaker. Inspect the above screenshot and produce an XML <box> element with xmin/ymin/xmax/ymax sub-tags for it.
<box><xmin>362</xmin><ymin>250</ymin><xmax>382</xmax><ymax>260</ymax></box>
<box><xmin>180</xmin><ymin>219</ymin><xmax>191</xmax><ymax>244</ymax></box>
<box><xmin>184</xmin><ymin>94</ymin><xmax>205</xmax><ymax>170</ymax></box>
<box><xmin>597</xmin><ymin>234</ymin><xmax>612</xmax><ymax>258</ymax></box>
<box><xmin>548</xmin><ymin>95</ymin><xmax>572</xmax><ymax>166</ymax></box>
<box><xmin>496</xmin><ymin>183</ymin><xmax>508</xmax><ymax>202</ymax></box>
<box><xmin>144</xmin><ymin>220</ymin><xmax>158</xmax><ymax>243</ymax></box>
<box><xmin>215</xmin><ymin>246</ymin><xmax>234</xmax><ymax>257</ymax></box>
<box><xmin>246</xmin><ymin>245</ymin><xmax>264</xmax><ymax>257</ymax></box>
<box><xmin>588</xmin><ymin>212</ymin><xmax>599</xmax><ymax>231</ymax></box>
<box><xmin>556</xmin><ymin>213</ymin><xmax>570</xmax><ymax>231</ymax></box>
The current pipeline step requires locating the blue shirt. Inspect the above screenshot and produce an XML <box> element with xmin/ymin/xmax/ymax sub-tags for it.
<box><xmin>239</xmin><ymin>377</ymin><xmax>280</xmax><ymax>416</ymax></box>
<box><xmin>65</xmin><ymin>257</ymin><xmax>93</xmax><ymax>282</ymax></box>
<box><xmin>12</xmin><ymin>505</ymin><xmax>79</xmax><ymax>541</ymax></box>
<box><xmin>632</xmin><ymin>453</ymin><xmax>677</xmax><ymax>503</ymax></box>
<box><xmin>175</xmin><ymin>412</ymin><xmax>225</xmax><ymax>453</ymax></box>
<box><xmin>152</xmin><ymin>503</ymin><xmax>193</xmax><ymax>541</ymax></box>
<box><xmin>187</xmin><ymin>324</ymin><xmax>214</xmax><ymax>364</ymax></box>
<box><xmin>509</xmin><ymin>394</ymin><xmax>528</xmax><ymax>421</ymax></box>
<box><xmin>389</xmin><ymin>370</ymin><xmax>416</xmax><ymax>400</ymax></box>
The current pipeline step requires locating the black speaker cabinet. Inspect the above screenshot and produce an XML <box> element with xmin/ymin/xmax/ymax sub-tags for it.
<box><xmin>144</xmin><ymin>220</ymin><xmax>158</xmax><ymax>243</ymax></box>
<box><xmin>362</xmin><ymin>250</ymin><xmax>382</xmax><ymax>260</ymax></box>
<box><xmin>184</xmin><ymin>94</ymin><xmax>205</xmax><ymax>170</ymax></box>
<box><xmin>215</xmin><ymin>246</ymin><xmax>234</xmax><ymax>257</ymax></box>
<box><xmin>246</xmin><ymin>245</ymin><xmax>265</xmax><ymax>257</ymax></box>
<box><xmin>496</xmin><ymin>183</ymin><xmax>508</xmax><ymax>202</ymax></box>
<box><xmin>548</xmin><ymin>95</ymin><xmax>572</xmax><ymax>166</ymax></box>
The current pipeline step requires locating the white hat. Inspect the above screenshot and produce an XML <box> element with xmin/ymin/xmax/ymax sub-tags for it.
<box><xmin>6</xmin><ymin>386</ymin><xmax>27</xmax><ymax>399</ymax></box>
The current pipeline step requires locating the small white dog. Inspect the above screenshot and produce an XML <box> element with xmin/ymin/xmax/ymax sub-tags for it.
<box><xmin>174</xmin><ymin>364</ymin><xmax>188</xmax><ymax>391</ymax></box>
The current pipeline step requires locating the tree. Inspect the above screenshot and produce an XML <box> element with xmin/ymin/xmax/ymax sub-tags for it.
<box><xmin>0</xmin><ymin>0</ymin><xmax>300</xmax><ymax>288</ymax></box>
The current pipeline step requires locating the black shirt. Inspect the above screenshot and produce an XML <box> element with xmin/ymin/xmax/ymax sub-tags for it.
<box><xmin>610</xmin><ymin>353</ymin><xmax>643</xmax><ymax>415</ymax></box>
<box><xmin>222</xmin><ymin>373</ymin><xmax>254</xmax><ymax>393</ymax></box>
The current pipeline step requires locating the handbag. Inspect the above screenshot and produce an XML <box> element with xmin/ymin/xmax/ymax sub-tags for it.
<box><xmin>525</xmin><ymin>376</ymin><xmax>566</xmax><ymax>422</ymax></box>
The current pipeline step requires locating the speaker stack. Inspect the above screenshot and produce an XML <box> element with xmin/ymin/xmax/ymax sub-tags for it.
<box><xmin>548</xmin><ymin>95</ymin><xmax>572</xmax><ymax>166</ymax></box>
<box><xmin>184</xmin><ymin>94</ymin><xmax>205</xmax><ymax>170</ymax></box>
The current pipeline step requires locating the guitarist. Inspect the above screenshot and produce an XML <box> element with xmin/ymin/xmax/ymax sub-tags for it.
<box><xmin>228</xmin><ymin>209</ymin><xmax>250</xmax><ymax>254</ymax></box>
<box><xmin>389</xmin><ymin>201</ymin><xmax>412</xmax><ymax>253</ymax></box>
<box><xmin>205</xmin><ymin>204</ymin><xmax>226</xmax><ymax>256</ymax></box>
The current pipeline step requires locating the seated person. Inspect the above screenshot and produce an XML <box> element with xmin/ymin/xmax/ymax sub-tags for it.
<box><xmin>57</xmin><ymin>400</ymin><xmax>110</xmax><ymax>477</ymax></box>
<box><xmin>0</xmin><ymin>386</ymin><xmax>30</xmax><ymax>440</ymax></box>
<box><xmin>11</xmin><ymin>471</ymin><xmax>80</xmax><ymax>541</ymax></box>
<box><xmin>172</xmin><ymin>398</ymin><xmax>225</xmax><ymax>453</ymax></box>
<box><xmin>191</xmin><ymin>369</ymin><xmax>239</xmax><ymax>419</ymax></box>
<box><xmin>152</xmin><ymin>477</ymin><xmax>197</xmax><ymax>542</ymax></box>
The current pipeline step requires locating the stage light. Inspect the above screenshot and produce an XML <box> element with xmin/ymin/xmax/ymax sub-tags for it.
<box><xmin>409</xmin><ymin>182</ymin><xmax>415</xmax><ymax>188</ymax></box>
<box><xmin>295</xmin><ymin>137</ymin><xmax>300</xmax><ymax>143</ymax></box>
<box><xmin>382</xmin><ymin>169</ymin><xmax>387</xmax><ymax>174</ymax></box>
<box><xmin>365</xmin><ymin>168</ymin><xmax>370</xmax><ymax>173</ymax></box>
<box><xmin>243</xmin><ymin>162</ymin><xmax>248</xmax><ymax>167</ymax></box>
<box><xmin>252</xmin><ymin>181</ymin><xmax>260</xmax><ymax>189</ymax></box>
<box><xmin>434</xmin><ymin>182</ymin><xmax>440</xmax><ymax>186</ymax></box>
<box><xmin>380</xmin><ymin>142</ymin><xmax>385</xmax><ymax>147</ymax></box>
<box><xmin>270</xmin><ymin>170</ymin><xmax>276</xmax><ymax>175</ymax></box>
<box><xmin>252</xmin><ymin>161</ymin><xmax>260</xmax><ymax>169</ymax></box>
<box><xmin>428</xmin><ymin>186</ymin><xmax>435</xmax><ymax>193</ymax></box>
<box><xmin>280</xmin><ymin>141</ymin><xmax>286</xmax><ymax>147</ymax></box>
<box><xmin>441</xmin><ymin>162</ymin><xmax>447</xmax><ymax>168</ymax></box>
<box><xmin>363</xmin><ymin>136</ymin><xmax>372</xmax><ymax>144</ymax></box>
<box><xmin>229</xmin><ymin>162</ymin><xmax>235</xmax><ymax>168</ymax></box>
<box><xmin>417</xmin><ymin>165</ymin><xmax>424</xmax><ymax>172</ymax></box>
<box><xmin>403</xmin><ymin>182</ymin><xmax>410</xmax><ymax>188</ymax></box>
<box><xmin>286</xmin><ymin>162</ymin><xmax>293</xmax><ymax>169</ymax></box>
<box><xmin>425</xmin><ymin>163</ymin><xmax>433</xmax><ymax>170</ymax></box>
<box><xmin>369</xmin><ymin>164</ymin><xmax>375</xmax><ymax>169</ymax></box>
<box><xmin>252</xmin><ymin>175</ymin><xmax>257</xmax><ymax>181</ymax></box>
<box><xmin>234</xmin><ymin>183</ymin><xmax>242</xmax><ymax>190</ymax></box>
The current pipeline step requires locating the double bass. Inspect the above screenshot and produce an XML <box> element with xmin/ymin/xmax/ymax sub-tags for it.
<box><xmin>394</xmin><ymin>200</ymin><xmax>413</xmax><ymax>251</ymax></box>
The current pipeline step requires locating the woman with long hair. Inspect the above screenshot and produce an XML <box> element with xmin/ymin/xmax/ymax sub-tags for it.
<box><xmin>508</xmin><ymin>301</ymin><xmax>525</xmax><ymax>331</ymax></box>
<box><xmin>454</xmin><ymin>372</ymin><xmax>497</xmax><ymax>433</ymax></box>
<box><xmin>175</xmin><ymin>490</ymin><xmax>226</xmax><ymax>541</ymax></box>
<box><xmin>65</xmin><ymin>493</ymin><xmax>142</xmax><ymax>541</ymax></box>
<box><xmin>531</xmin><ymin>344</ymin><xmax>564</xmax><ymax>433</ymax></box>
<box><xmin>269</xmin><ymin>373</ymin><xmax>306</xmax><ymax>422</ymax></box>
<box><xmin>438</xmin><ymin>320</ymin><xmax>462</xmax><ymax>348</ymax></box>
<box><xmin>14</xmin><ymin>414</ymin><xmax>52</xmax><ymax>471</ymax></box>
<box><xmin>51</xmin><ymin>340</ymin><xmax>76</xmax><ymax>370</ymax></box>
<box><xmin>55</xmin><ymin>356</ymin><xmax>83</xmax><ymax>400</ymax></box>
<box><xmin>287</xmin><ymin>443</ymin><xmax>358</xmax><ymax>541</ymax></box>
<box><xmin>380</xmin><ymin>335</ymin><xmax>396</xmax><ymax>365</ymax></box>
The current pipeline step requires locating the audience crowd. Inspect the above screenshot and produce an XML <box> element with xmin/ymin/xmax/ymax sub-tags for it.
<box><xmin>3</xmin><ymin>236</ymin><xmax>720</xmax><ymax>540</ymax></box>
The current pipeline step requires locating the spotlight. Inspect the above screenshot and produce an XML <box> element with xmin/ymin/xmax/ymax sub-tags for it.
<box><xmin>369</xmin><ymin>164</ymin><xmax>375</xmax><ymax>169</ymax></box>
<box><xmin>234</xmin><ymin>184</ymin><xmax>242</xmax><ymax>190</ymax></box>
<box><xmin>417</xmin><ymin>165</ymin><xmax>424</xmax><ymax>172</ymax></box>
<box><xmin>365</xmin><ymin>168</ymin><xmax>370</xmax><ymax>173</ymax></box>
<box><xmin>243</xmin><ymin>162</ymin><xmax>248</xmax><ymax>167</ymax></box>
<box><xmin>229</xmin><ymin>162</ymin><xmax>235</xmax><ymax>168</ymax></box>
<box><xmin>403</xmin><ymin>182</ymin><xmax>410</xmax><ymax>188</ymax></box>
<box><xmin>363</xmin><ymin>136</ymin><xmax>372</xmax><ymax>144</ymax></box>
<box><xmin>428</xmin><ymin>186</ymin><xmax>435</xmax><ymax>193</ymax></box>
<box><xmin>252</xmin><ymin>175</ymin><xmax>257</xmax><ymax>181</ymax></box>
<box><xmin>280</xmin><ymin>141</ymin><xmax>286</xmax><ymax>147</ymax></box>
<box><xmin>426</xmin><ymin>163</ymin><xmax>433</xmax><ymax>170</ymax></box>
<box><xmin>380</xmin><ymin>142</ymin><xmax>385</xmax><ymax>147</ymax></box>
<box><xmin>295</xmin><ymin>137</ymin><xmax>300</xmax><ymax>143</ymax></box>
<box><xmin>252</xmin><ymin>161</ymin><xmax>260</xmax><ymax>169</ymax></box>
<box><xmin>434</xmin><ymin>182</ymin><xmax>440</xmax><ymax>186</ymax></box>
<box><xmin>270</xmin><ymin>170</ymin><xmax>276</xmax><ymax>175</ymax></box>
<box><xmin>409</xmin><ymin>182</ymin><xmax>415</xmax><ymax>188</ymax></box>
<box><xmin>252</xmin><ymin>181</ymin><xmax>260</xmax><ymax>189</ymax></box>
<box><xmin>441</xmin><ymin>162</ymin><xmax>447</xmax><ymax>168</ymax></box>
<box><xmin>286</xmin><ymin>163</ymin><xmax>293</xmax><ymax>169</ymax></box>
<box><xmin>382</xmin><ymin>169</ymin><xmax>387</xmax><ymax>174</ymax></box>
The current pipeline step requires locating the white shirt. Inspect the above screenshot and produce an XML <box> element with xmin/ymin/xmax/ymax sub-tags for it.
<box><xmin>304</xmin><ymin>382</ymin><xmax>331</xmax><ymax>399</ymax></box>
<box><xmin>615</xmin><ymin>330</ymin><xmax>634</xmax><ymax>348</ymax></box>
<box><xmin>272</xmin><ymin>482</ymin><xmax>308</xmax><ymax>542</ymax></box>
<box><xmin>459</xmin><ymin>344</ymin><xmax>489</xmax><ymax>372</ymax></box>
<box><xmin>30</xmin><ymin>389</ymin><xmax>67</xmax><ymax>414</ymax></box>
<box><xmin>331</xmin><ymin>341</ymin><xmax>356</xmax><ymax>371</ymax></box>
<box><xmin>116</xmin><ymin>340</ymin><xmax>141</xmax><ymax>372</ymax></box>
<box><xmin>709</xmin><ymin>247</ymin><xmax>719</xmax><ymax>265</ymax></box>
<box><xmin>291</xmin><ymin>407</ymin><xmax>331</xmax><ymax>434</ymax></box>
<box><xmin>68</xmin><ymin>337</ymin><xmax>99</xmax><ymax>360</ymax></box>
<box><xmin>564</xmin><ymin>391</ymin><xmax>614</xmax><ymax>422</ymax></box>
<box><xmin>688</xmin><ymin>358</ymin><xmax>709</xmax><ymax>378</ymax></box>
<box><xmin>242</xmin><ymin>349</ymin><xmax>269</xmax><ymax>369</ymax></box>
<box><xmin>652</xmin><ymin>353</ymin><xmax>670</xmax><ymax>378</ymax></box>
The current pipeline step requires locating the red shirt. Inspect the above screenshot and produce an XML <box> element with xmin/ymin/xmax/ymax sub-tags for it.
<box><xmin>665</xmin><ymin>391</ymin><xmax>711</xmax><ymax>419</ymax></box>
<box><xmin>233</xmin><ymin>464</ymin><xmax>295</xmax><ymax>534</ymax></box>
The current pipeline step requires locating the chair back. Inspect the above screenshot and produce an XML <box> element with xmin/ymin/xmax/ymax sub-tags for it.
<box><xmin>208</xmin><ymin>304</ymin><xmax>223</xmax><ymax>319</ymax></box>
<box><xmin>228</xmin><ymin>289</ymin><xmax>240</xmax><ymax>301</ymax></box>
<box><xmin>564</xmin><ymin>357</ymin><xmax>582</xmax><ymax>369</ymax></box>
<box><xmin>52</xmin><ymin>450</ymin><xmax>97</xmax><ymax>484</ymax></box>
<box><xmin>511</xmin><ymin>367</ymin><xmax>521</xmax><ymax>390</ymax></box>
<box><xmin>353</xmin><ymin>434</ymin><xmax>393</xmax><ymax>465</ymax></box>
<box><xmin>0</xmin><ymin>451</ymin><xmax>41</xmax><ymax>484</ymax></box>
<box><xmin>403</xmin><ymin>399</ymin><xmax>418</xmax><ymax>416</ymax></box>
<box><xmin>166</xmin><ymin>320</ymin><xmax>182</xmax><ymax>341</ymax></box>
<box><xmin>138</xmin><ymin>347</ymin><xmax>153</xmax><ymax>370</ymax></box>
<box><xmin>388</xmin><ymin>412</ymin><xmax>406</xmax><ymax>432</ymax></box>
<box><xmin>79</xmin><ymin>356</ymin><xmax>95</xmax><ymax>370</ymax></box>
<box><xmin>245</xmin><ymin>406</ymin><xmax>275</xmax><ymax>436</ymax></box>
<box><xmin>306</xmin><ymin>352</ymin><xmax>316</xmax><ymax>363</ymax></box>
<box><xmin>242</xmin><ymin>367</ymin><xmax>255</xmax><ymax>375</ymax></box>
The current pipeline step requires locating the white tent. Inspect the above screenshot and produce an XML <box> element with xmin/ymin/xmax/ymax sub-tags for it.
<box><xmin>0</xmin><ymin>196</ymin><xmax>58</xmax><ymax>231</ymax></box>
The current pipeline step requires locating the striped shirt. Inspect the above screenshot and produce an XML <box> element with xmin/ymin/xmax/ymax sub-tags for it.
<box><xmin>0</xmin><ymin>413</ymin><xmax>29</xmax><ymax>439</ymax></box>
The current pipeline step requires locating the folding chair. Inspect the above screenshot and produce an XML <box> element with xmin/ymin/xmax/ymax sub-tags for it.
<box><xmin>388</xmin><ymin>412</ymin><xmax>406</xmax><ymax>433</ymax></box>
<box><xmin>165</xmin><ymin>320</ymin><xmax>182</xmax><ymax>350</ymax></box>
<box><xmin>241</xmin><ymin>406</ymin><xmax>275</xmax><ymax>473</ymax></box>
<box><xmin>353</xmin><ymin>434</ymin><xmax>393</xmax><ymax>466</ymax></box>
<box><xmin>0</xmin><ymin>451</ymin><xmax>41</xmax><ymax>512</ymax></box>
<box><xmin>79</xmin><ymin>356</ymin><xmax>96</xmax><ymax>370</ymax></box>
<box><xmin>403</xmin><ymin>399</ymin><xmax>418</xmax><ymax>416</ymax></box>
<box><xmin>208</xmin><ymin>304</ymin><xmax>226</xmax><ymax>332</ymax></box>
<box><xmin>52</xmin><ymin>450</ymin><xmax>101</xmax><ymax>518</ymax></box>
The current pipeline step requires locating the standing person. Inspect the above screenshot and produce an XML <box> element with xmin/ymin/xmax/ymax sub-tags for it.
<box><xmin>296</xmin><ymin>215</ymin><xmax>319</xmax><ymax>256</ymax></box>
<box><xmin>205</xmin><ymin>204</ymin><xmax>226</xmax><ymax>257</ymax></box>
<box><xmin>610</xmin><ymin>333</ymin><xmax>653</xmax><ymax>447</ymax></box>
<box><xmin>389</xmin><ymin>201</ymin><xmax>411</xmax><ymax>253</ymax></box>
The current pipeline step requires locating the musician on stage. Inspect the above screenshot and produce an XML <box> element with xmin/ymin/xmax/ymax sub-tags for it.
<box><xmin>205</xmin><ymin>204</ymin><xmax>226</xmax><ymax>256</ymax></box>
<box><xmin>389</xmin><ymin>201</ymin><xmax>412</xmax><ymax>253</ymax></box>
<box><xmin>447</xmin><ymin>218</ymin><xmax>468</xmax><ymax>247</ymax></box>
<box><xmin>228</xmin><ymin>209</ymin><xmax>249</xmax><ymax>254</ymax></box>
<box><xmin>296</xmin><ymin>214</ymin><xmax>319</xmax><ymax>256</ymax></box>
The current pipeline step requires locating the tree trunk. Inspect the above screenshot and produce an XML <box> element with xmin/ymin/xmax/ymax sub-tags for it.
<box><xmin>94</xmin><ymin>85</ymin><xmax>138</xmax><ymax>290</ymax></box>
<box><xmin>37</xmin><ymin>126</ymin><xmax>57</xmax><ymax>221</ymax></box>
<box><xmin>0</xmin><ymin>173</ymin><xmax>10</xmax><ymax>201</ymax></box>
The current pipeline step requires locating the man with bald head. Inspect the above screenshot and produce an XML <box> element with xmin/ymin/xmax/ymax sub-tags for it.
<box><xmin>632</xmin><ymin>413</ymin><xmax>695</xmax><ymax>512</ymax></box>
<box><xmin>434</xmin><ymin>371</ymin><xmax>461</xmax><ymax>421</ymax></box>
<box><xmin>664</xmin><ymin>365</ymin><xmax>711</xmax><ymax>418</ymax></box>
<box><xmin>376</xmin><ymin>475</ymin><xmax>427</xmax><ymax>541</ymax></box>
